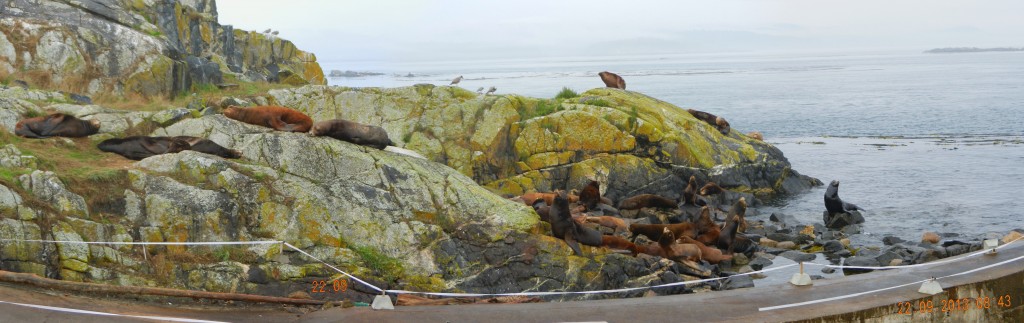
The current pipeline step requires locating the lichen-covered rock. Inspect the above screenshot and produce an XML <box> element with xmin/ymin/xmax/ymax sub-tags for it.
<box><xmin>269</xmin><ymin>85</ymin><xmax>819</xmax><ymax>205</ymax></box>
<box><xmin>0</xmin><ymin>95</ymin><xmax>45</xmax><ymax>133</ymax></box>
<box><xmin>0</xmin><ymin>144</ymin><xmax>38</xmax><ymax>169</ymax></box>
<box><xmin>0</xmin><ymin>0</ymin><xmax>324</xmax><ymax>98</ymax></box>
<box><xmin>18</xmin><ymin>170</ymin><xmax>88</xmax><ymax>217</ymax></box>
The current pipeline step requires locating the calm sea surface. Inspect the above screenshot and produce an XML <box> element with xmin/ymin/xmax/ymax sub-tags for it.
<box><xmin>321</xmin><ymin>51</ymin><xmax>1024</xmax><ymax>242</ymax></box>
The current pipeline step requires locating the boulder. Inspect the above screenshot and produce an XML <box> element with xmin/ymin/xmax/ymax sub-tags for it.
<box><xmin>822</xmin><ymin>210</ymin><xmax>864</xmax><ymax>230</ymax></box>
<box><xmin>779</xmin><ymin>251</ymin><xmax>815</xmax><ymax>262</ymax></box>
<box><xmin>842</xmin><ymin>256</ymin><xmax>880</xmax><ymax>275</ymax></box>
<box><xmin>921</xmin><ymin>232</ymin><xmax>940</xmax><ymax>244</ymax></box>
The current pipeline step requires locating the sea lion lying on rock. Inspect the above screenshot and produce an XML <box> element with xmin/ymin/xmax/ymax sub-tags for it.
<box><xmin>601</xmin><ymin>235</ymin><xmax>640</xmax><ymax>255</ymax></box>
<box><xmin>679</xmin><ymin>236</ymin><xmax>732</xmax><ymax>264</ymax></box>
<box><xmin>310</xmin><ymin>119</ymin><xmax>394</xmax><ymax>150</ymax></box>
<box><xmin>223</xmin><ymin>105</ymin><xmax>313</xmax><ymax>132</ymax></box>
<box><xmin>172</xmin><ymin>136</ymin><xmax>241</xmax><ymax>159</ymax></box>
<box><xmin>98</xmin><ymin>136</ymin><xmax>191</xmax><ymax>160</ymax></box>
<box><xmin>15</xmin><ymin>113</ymin><xmax>100</xmax><ymax>138</ymax></box>
<box><xmin>598</xmin><ymin>71</ymin><xmax>626</xmax><ymax>89</ymax></box>
<box><xmin>628</xmin><ymin>222</ymin><xmax>697</xmax><ymax>243</ymax></box>
<box><xmin>585</xmin><ymin>216</ymin><xmax>628</xmax><ymax>234</ymax></box>
<box><xmin>686</xmin><ymin>109</ymin><xmax>730</xmax><ymax>135</ymax></box>
<box><xmin>617</xmin><ymin>194</ymin><xmax>678</xmax><ymax>211</ymax></box>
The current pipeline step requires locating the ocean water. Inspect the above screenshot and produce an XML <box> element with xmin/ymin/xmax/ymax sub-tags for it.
<box><xmin>321</xmin><ymin>51</ymin><xmax>1024</xmax><ymax>242</ymax></box>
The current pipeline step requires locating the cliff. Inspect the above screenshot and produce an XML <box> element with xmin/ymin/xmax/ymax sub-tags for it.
<box><xmin>0</xmin><ymin>0</ymin><xmax>325</xmax><ymax>99</ymax></box>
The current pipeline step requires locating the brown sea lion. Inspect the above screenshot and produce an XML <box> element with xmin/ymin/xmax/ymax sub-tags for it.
<box><xmin>694</xmin><ymin>206</ymin><xmax>721</xmax><ymax>245</ymax></box>
<box><xmin>682</xmin><ymin>175</ymin><xmax>699</xmax><ymax>206</ymax></box>
<box><xmin>585</xmin><ymin>216</ymin><xmax>628</xmax><ymax>234</ymax></box>
<box><xmin>223</xmin><ymin>105</ymin><xmax>313</xmax><ymax>132</ymax></box>
<box><xmin>628</xmin><ymin>222</ymin><xmax>696</xmax><ymax>242</ymax></box>
<box><xmin>601</xmin><ymin>235</ymin><xmax>640</xmax><ymax>255</ymax></box>
<box><xmin>747</xmin><ymin>131</ymin><xmax>764</xmax><ymax>141</ymax></box>
<box><xmin>15</xmin><ymin>113</ymin><xmax>100</xmax><ymax>138</ymax></box>
<box><xmin>686</xmin><ymin>109</ymin><xmax>730</xmax><ymax>135</ymax></box>
<box><xmin>598</xmin><ymin>71</ymin><xmax>625</xmax><ymax>90</ymax></box>
<box><xmin>579</xmin><ymin>180</ymin><xmax>602</xmax><ymax>211</ymax></box>
<box><xmin>172</xmin><ymin>136</ymin><xmax>242</xmax><ymax>159</ymax></box>
<box><xmin>521</xmin><ymin>192</ymin><xmax>558</xmax><ymax>207</ymax></box>
<box><xmin>678</xmin><ymin>236</ymin><xmax>732</xmax><ymax>264</ymax></box>
<box><xmin>97</xmin><ymin>136</ymin><xmax>190</xmax><ymax>160</ymax></box>
<box><xmin>699</xmin><ymin>182</ymin><xmax>724</xmax><ymax>196</ymax></box>
<box><xmin>310</xmin><ymin>119</ymin><xmax>394</xmax><ymax>150</ymax></box>
<box><xmin>729</xmin><ymin>197</ymin><xmax>748</xmax><ymax>233</ymax></box>
<box><xmin>617</xmin><ymin>194</ymin><xmax>677</xmax><ymax>211</ymax></box>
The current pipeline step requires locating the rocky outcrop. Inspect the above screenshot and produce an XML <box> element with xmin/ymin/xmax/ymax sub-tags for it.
<box><xmin>0</xmin><ymin>0</ymin><xmax>324</xmax><ymax>98</ymax></box>
<box><xmin>0</xmin><ymin>99</ymin><xmax>698</xmax><ymax>301</ymax></box>
<box><xmin>269</xmin><ymin>85</ymin><xmax>820</xmax><ymax>203</ymax></box>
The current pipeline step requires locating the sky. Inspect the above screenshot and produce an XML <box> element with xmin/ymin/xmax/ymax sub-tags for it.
<box><xmin>216</xmin><ymin>0</ymin><xmax>1024</xmax><ymax>62</ymax></box>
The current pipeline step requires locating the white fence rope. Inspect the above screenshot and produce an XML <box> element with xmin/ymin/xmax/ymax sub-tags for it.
<box><xmin>802</xmin><ymin>235</ymin><xmax>1024</xmax><ymax>271</ymax></box>
<box><xmin>0</xmin><ymin>299</ymin><xmax>229</xmax><ymax>323</ymax></box>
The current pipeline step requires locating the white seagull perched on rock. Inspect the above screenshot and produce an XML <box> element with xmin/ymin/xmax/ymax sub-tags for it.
<box><xmin>476</xmin><ymin>87</ymin><xmax>484</xmax><ymax>94</ymax></box>
<box><xmin>485</xmin><ymin>86</ymin><xmax>496</xmax><ymax>95</ymax></box>
<box><xmin>450</xmin><ymin>75</ymin><xmax>463</xmax><ymax>86</ymax></box>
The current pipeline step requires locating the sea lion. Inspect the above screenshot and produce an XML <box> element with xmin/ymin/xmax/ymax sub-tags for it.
<box><xmin>747</xmin><ymin>131</ymin><xmax>764</xmax><ymax>141</ymax></box>
<box><xmin>585</xmin><ymin>216</ymin><xmax>628</xmax><ymax>233</ymax></box>
<box><xmin>223</xmin><ymin>105</ymin><xmax>313</xmax><ymax>132</ymax></box>
<box><xmin>98</xmin><ymin>136</ymin><xmax>190</xmax><ymax>160</ymax></box>
<box><xmin>601</xmin><ymin>235</ymin><xmax>640</xmax><ymax>255</ymax></box>
<box><xmin>729</xmin><ymin>197</ymin><xmax>748</xmax><ymax>233</ymax></box>
<box><xmin>686</xmin><ymin>109</ymin><xmax>730</xmax><ymax>135</ymax></box>
<box><xmin>310</xmin><ymin>119</ymin><xmax>394</xmax><ymax>150</ymax></box>
<box><xmin>824</xmin><ymin>180</ymin><xmax>864</xmax><ymax>215</ymax></box>
<box><xmin>15</xmin><ymin>113</ymin><xmax>100</xmax><ymax>138</ymax></box>
<box><xmin>550</xmin><ymin>192</ymin><xmax>603</xmax><ymax>256</ymax></box>
<box><xmin>628</xmin><ymin>222</ymin><xmax>697</xmax><ymax>242</ymax></box>
<box><xmin>617</xmin><ymin>194</ymin><xmax>678</xmax><ymax>211</ymax></box>
<box><xmin>172</xmin><ymin>136</ymin><xmax>242</xmax><ymax>159</ymax></box>
<box><xmin>678</xmin><ymin>236</ymin><xmax>732</xmax><ymax>264</ymax></box>
<box><xmin>598</xmin><ymin>71</ymin><xmax>626</xmax><ymax>90</ymax></box>
<box><xmin>699</xmin><ymin>182</ymin><xmax>724</xmax><ymax>196</ymax></box>
<box><xmin>657</xmin><ymin>229</ymin><xmax>703</xmax><ymax>262</ymax></box>
<box><xmin>682</xmin><ymin>175</ymin><xmax>699</xmax><ymax>206</ymax></box>
<box><xmin>716</xmin><ymin>215</ymin><xmax>742</xmax><ymax>255</ymax></box>
<box><xmin>694</xmin><ymin>206</ymin><xmax>721</xmax><ymax>245</ymax></box>
<box><xmin>521</xmin><ymin>192</ymin><xmax>558</xmax><ymax>207</ymax></box>
<box><xmin>578</xmin><ymin>180</ymin><xmax>601</xmax><ymax>211</ymax></box>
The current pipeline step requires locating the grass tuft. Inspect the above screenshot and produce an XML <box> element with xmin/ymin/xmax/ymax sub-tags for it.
<box><xmin>554</xmin><ymin>87</ymin><xmax>577</xmax><ymax>100</ymax></box>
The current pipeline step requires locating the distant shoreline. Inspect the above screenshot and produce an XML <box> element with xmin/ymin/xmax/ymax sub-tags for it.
<box><xmin>924</xmin><ymin>47</ymin><xmax>1023</xmax><ymax>54</ymax></box>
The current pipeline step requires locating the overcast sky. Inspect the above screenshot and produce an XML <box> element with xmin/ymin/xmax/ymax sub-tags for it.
<box><xmin>217</xmin><ymin>0</ymin><xmax>1023</xmax><ymax>62</ymax></box>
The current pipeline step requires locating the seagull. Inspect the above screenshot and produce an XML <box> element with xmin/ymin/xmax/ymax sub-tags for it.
<box><xmin>263</xmin><ymin>28</ymin><xmax>271</xmax><ymax>33</ymax></box>
<box><xmin>450</xmin><ymin>75</ymin><xmax>463</xmax><ymax>86</ymax></box>
<box><xmin>476</xmin><ymin>87</ymin><xmax>484</xmax><ymax>94</ymax></box>
<box><xmin>271</xmin><ymin>30</ymin><xmax>279</xmax><ymax>36</ymax></box>
<box><xmin>485</xmin><ymin>86</ymin><xmax>496</xmax><ymax>95</ymax></box>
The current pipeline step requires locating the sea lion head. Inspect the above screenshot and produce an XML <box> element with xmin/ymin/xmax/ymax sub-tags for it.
<box><xmin>738</xmin><ymin>197</ymin><xmax>746</xmax><ymax>206</ymax></box>
<box><xmin>88</xmin><ymin>119</ymin><xmax>101</xmax><ymax>128</ymax></box>
<box><xmin>223</xmin><ymin>105</ymin><xmax>241</xmax><ymax>118</ymax></box>
<box><xmin>830</xmin><ymin>180</ymin><xmax>840</xmax><ymax>187</ymax></box>
<box><xmin>309</xmin><ymin>121</ymin><xmax>328</xmax><ymax>136</ymax></box>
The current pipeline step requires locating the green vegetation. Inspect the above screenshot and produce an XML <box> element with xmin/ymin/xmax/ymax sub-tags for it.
<box><xmin>586</xmin><ymin>99</ymin><xmax>612</xmax><ymax>107</ymax></box>
<box><xmin>554</xmin><ymin>87</ymin><xmax>577</xmax><ymax>100</ymax></box>
<box><xmin>350</xmin><ymin>245</ymin><xmax>405</xmax><ymax>282</ymax></box>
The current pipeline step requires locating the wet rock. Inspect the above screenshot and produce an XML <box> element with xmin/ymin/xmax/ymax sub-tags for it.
<box><xmin>842</xmin><ymin>256</ymin><xmax>880</xmax><ymax>275</ymax></box>
<box><xmin>767</xmin><ymin>233</ymin><xmax>795</xmax><ymax>243</ymax></box>
<box><xmin>882</xmin><ymin>236</ymin><xmax>905</xmax><ymax>246</ymax></box>
<box><xmin>759</xmin><ymin>238</ymin><xmax>778</xmax><ymax>248</ymax></box>
<box><xmin>769</xmin><ymin>212</ymin><xmax>798</xmax><ymax>227</ymax></box>
<box><xmin>721</xmin><ymin>274</ymin><xmax>754</xmax><ymax>290</ymax></box>
<box><xmin>731</xmin><ymin>253</ymin><xmax>750</xmax><ymax>266</ymax></box>
<box><xmin>840</xmin><ymin>224</ymin><xmax>862</xmax><ymax>235</ymax></box>
<box><xmin>822</xmin><ymin>210</ymin><xmax>864</xmax><ymax>230</ymax></box>
<box><xmin>821</xmin><ymin>267</ymin><xmax>836</xmax><ymax>274</ymax></box>
<box><xmin>832</xmin><ymin>250</ymin><xmax>852</xmax><ymax>258</ymax></box>
<box><xmin>779</xmin><ymin>251</ymin><xmax>815</xmax><ymax>262</ymax></box>
<box><xmin>911</xmin><ymin>248</ymin><xmax>945</xmax><ymax>265</ymax></box>
<box><xmin>921</xmin><ymin>232</ymin><xmax>940</xmax><ymax>244</ymax></box>
<box><xmin>944</xmin><ymin>244</ymin><xmax>972</xmax><ymax>257</ymax></box>
<box><xmin>889</xmin><ymin>259</ymin><xmax>904</xmax><ymax>266</ymax></box>
<box><xmin>748</xmin><ymin>256</ymin><xmax>774</xmax><ymax>271</ymax></box>
<box><xmin>822</xmin><ymin>240</ymin><xmax>845</xmax><ymax>253</ymax></box>
<box><xmin>874</xmin><ymin>252</ymin><xmax>900</xmax><ymax>266</ymax></box>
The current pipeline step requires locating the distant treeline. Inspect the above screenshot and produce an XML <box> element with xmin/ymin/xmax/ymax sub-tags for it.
<box><xmin>924</xmin><ymin>47</ymin><xmax>1024</xmax><ymax>54</ymax></box>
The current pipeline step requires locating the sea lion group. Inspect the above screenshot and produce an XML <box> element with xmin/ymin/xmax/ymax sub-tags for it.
<box><xmin>13</xmin><ymin>105</ymin><xmax>397</xmax><ymax>161</ymax></box>
<box><xmin>513</xmin><ymin>177</ymin><xmax>753</xmax><ymax>265</ymax></box>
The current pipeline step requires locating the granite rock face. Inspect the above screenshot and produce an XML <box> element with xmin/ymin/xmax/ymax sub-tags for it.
<box><xmin>269</xmin><ymin>85</ymin><xmax>820</xmax><ymax>205</ymax></box>
<box><xmin>0</xmin><ymin>0</ymin><xmax>324</xmax><ymax>98</ymax></box>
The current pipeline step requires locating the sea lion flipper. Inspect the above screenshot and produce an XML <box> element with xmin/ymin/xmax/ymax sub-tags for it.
<box><xmin>843</xmin><ymin>202</ymin><xmax>864</xmax><ymax>211</ymax></box>
<box><xmin>565</xmin><ymin>236</ymin><xmax>583</xmax><ymax>256</ymax></box>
